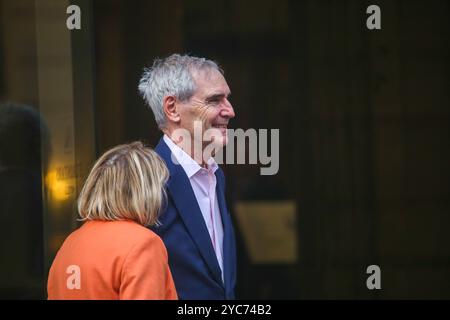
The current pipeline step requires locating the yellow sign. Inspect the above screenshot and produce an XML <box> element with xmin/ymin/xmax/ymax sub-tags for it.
<box><xmin>234</xmin><ymin>201</ymin><xmax>298</xmax><ymax>264</ymax></box>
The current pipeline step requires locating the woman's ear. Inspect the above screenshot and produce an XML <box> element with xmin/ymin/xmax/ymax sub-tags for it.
<box><xmin>163</xmin><ymin>96</ymin><xmax>180</xmax><ymax>123</ymax></box>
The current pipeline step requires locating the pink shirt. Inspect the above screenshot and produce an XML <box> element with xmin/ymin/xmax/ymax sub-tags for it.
<box><xmin>163</xmin><ymin>135</ymin><xmax>224</xmax><ymax>281</ymax></box>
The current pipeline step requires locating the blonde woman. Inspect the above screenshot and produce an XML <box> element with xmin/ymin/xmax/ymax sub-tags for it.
<box><xmin>47</xmin><ymin>142</ymin><xmax>177</xmax><ymax>300</ymax></box>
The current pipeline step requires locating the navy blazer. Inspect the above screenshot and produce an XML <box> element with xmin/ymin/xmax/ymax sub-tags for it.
<box><xmin>152</xmin><ymin>137</ymin><xmax>237</xmax><ymax>300</ymax></box>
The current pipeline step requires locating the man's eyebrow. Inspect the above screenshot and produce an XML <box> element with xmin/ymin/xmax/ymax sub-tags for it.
<box><xmin>205</xmin><ymin>92</ymin><xmax>231</xmax><ymax>102</ymax></box>
<box><xmin>205</xmin><ymin>93</ymin><xmax>225</xmax><ymax>101</ymax></box>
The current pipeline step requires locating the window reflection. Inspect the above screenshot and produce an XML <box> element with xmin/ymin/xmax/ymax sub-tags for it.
<box><xmin>0</xmin><ymin>103</ymin><xmax>47</xmax><ymax>299</ymax></box>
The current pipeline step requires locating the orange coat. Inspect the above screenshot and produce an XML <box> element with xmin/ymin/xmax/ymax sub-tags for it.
<box><xmin>47</xmin><ymin>220</ymin><xmax>177</xmax><ymax>300</ymax></box>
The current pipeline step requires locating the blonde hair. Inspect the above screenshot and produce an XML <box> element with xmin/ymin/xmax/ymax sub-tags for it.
<box><xmin>78</xmin><ymin>141</ymin><xmax>169</xmax><ymax>226</ymax></box>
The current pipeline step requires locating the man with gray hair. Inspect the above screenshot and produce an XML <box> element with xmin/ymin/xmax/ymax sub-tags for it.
<box><xmin>138</xmin><ymin>54</ymin><xmax>237</xmax><ymax>299</ymax></box>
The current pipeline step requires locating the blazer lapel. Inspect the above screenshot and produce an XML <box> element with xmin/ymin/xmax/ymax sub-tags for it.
<box><xmin>215</xmin><ymin>168</ymin><xmax>233</xmax><ymax>294</ymax></box>
<box><xmin>156</xmin><ymin>138</ymin><xmax>224</xmax><ymax>287</ymax></box>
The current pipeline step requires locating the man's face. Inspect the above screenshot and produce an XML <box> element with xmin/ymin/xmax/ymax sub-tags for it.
<box><xmin>177</xmin><ymin>68</ymin><xmax>235</xmax><ymax>150</ymax></box>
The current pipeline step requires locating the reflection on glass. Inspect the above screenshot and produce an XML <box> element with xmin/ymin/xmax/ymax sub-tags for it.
<box><xmin>0</xmin><ymin>103</ymin><xmax>47</xmax><ymax>299</ymax></box>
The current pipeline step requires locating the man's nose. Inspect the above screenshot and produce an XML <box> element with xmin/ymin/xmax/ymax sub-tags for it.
<box><xmin>221</xmin><ymin>99</ymin><xmax>235</xmax><ymax>119</ymax></box>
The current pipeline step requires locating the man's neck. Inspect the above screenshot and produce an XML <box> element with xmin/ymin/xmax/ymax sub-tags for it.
<box><xmin>164</xmin><ymin>130</ymin><xmax>209</xmax><ymax>166</ymax></box>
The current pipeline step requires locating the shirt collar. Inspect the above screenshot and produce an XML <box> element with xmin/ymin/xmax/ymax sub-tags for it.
<box><xmin>163</xmin><ymin>134</ymin><xmax>218</xmax><ymax>178</ymax></box>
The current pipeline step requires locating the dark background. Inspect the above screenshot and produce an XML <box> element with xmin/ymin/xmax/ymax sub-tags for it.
<box><xmin>0</xmin><ymin>0</ymin><xmax>449</xmax><ymax>299</ymax></box>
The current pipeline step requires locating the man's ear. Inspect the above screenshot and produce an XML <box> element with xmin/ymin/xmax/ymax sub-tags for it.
<box><xmin>163</xmin><ymin>96</ymin><xmax>181</xmax><ymax>123</ymax></box>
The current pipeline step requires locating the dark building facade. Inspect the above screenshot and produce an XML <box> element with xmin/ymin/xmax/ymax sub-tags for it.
<box><xmin>0</xmin><ymin>0</ymin><xmax>449</xmax><ymax>299</ymax></box>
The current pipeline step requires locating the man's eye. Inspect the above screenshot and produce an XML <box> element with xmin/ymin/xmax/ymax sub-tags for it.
<box><xmin>207</xmin><ymin>99</ymin><xmax>220</xmax><ymax>105</ymax></box>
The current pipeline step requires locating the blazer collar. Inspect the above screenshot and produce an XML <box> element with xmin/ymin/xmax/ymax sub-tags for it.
<box><xmin>156</xmin><ymin>137</ymin><xmax>224</xmax><ymax>287</ymax></box>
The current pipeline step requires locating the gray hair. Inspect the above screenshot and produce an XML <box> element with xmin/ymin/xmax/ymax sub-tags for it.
<box><xmin>138</xmin><ymin>54</ymin><xmax>222</xmax><ymax>129</ymax></box>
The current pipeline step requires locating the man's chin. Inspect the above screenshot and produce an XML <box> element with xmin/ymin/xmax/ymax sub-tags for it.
<box><xmin>205</xmin><ymin>128</ymin><xmax>228</xmax><ymax>146</ymax></box>
<box><xmin>201</xmin><ymin>134</ymin><xmax>226</xmax><ymax>158</ymax></box>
